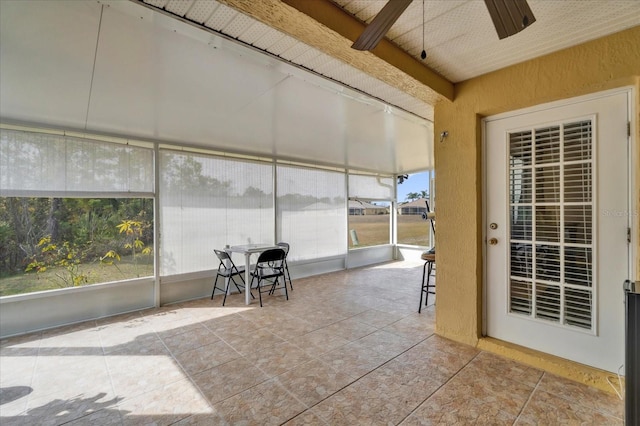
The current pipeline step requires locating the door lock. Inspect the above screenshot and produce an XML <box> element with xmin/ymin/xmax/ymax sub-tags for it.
<box><xmin>489</xmin><ymin>223</ymin><xmax>498</xmax><ymax>230</ymax></box>
<box><xmin>489</xmin><ymin>238</ymin><xmax>498</xmax><ymax>245</ymax></box>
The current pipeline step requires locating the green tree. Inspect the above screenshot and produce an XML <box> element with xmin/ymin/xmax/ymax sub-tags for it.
<box><xmin>405</xmin><ymin>192</ymin><xmax>420</xmax><ymax>201</ymax></box>
<box><xmin>25</xmin><ymin>236</ymin><xmax>90</xmax><ymax>287</ymax></box>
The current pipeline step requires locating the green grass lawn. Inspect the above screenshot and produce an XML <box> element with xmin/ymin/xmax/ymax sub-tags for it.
<box><xmin>0</xmin><ymin>256</ymin><xmax>153</xmax><ymax>297</ymax></box>
<box><xmin>2</xmin><ymin>217</ymin><xmax>430</xmax><ymax>296</ymax></box>
<box><xmin>349</xmin><ymin>214</ymin><xmax>432</xmax><ymax>248</ymax></box>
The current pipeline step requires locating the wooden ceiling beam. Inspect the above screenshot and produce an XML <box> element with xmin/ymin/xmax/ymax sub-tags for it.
<box><xmin>217</xmin><ymin>0</ymin><xmax>454</xmax><ymax>104</ymax></box>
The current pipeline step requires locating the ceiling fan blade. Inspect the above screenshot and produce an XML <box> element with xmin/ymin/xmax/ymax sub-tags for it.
<box><xmin>484</xmin><ymin>0</ymin><xmax>536</xmax><ymax>39</ymax></box>
<box><xmin>352</xmin><ymin>0</ymin><xmax>412</xmax><ymax>51</ymax></box>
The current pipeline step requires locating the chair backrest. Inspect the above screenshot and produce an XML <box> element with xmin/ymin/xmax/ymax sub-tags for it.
<box><xmin>256</xmin><ymin>248</ymin><xmax>286</xmax><ymax>265</ymax></box>
<box><xmin>276</xmin><ymin>242</ymin><xmax>289</xmax><ymax>256</ymax></box>
<box><xmin>214</xmin><ymin>249</ymin><xmax>231</xmax><ymax>262</ymax></box>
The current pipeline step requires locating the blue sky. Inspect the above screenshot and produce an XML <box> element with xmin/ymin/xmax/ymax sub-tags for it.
<box><xmin>397</xmin><ymin>171</ymin><xmax>431</xmax><ymax>201</ymax></box>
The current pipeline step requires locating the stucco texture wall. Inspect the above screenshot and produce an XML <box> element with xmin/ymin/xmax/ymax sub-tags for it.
<box><xmin>433</xmin><ymin>26</ymin><xmax>640</xmax><ymax>346</ymax></box>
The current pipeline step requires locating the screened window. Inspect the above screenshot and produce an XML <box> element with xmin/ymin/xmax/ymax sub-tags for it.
<box><xmin>397</xmin><ymin>171</ymin><xmax>433</xmax><ymax>247</ymax></box>
<box><xmin>348</xmin><ymin>173</ymin><xmax>393</xmax><ymax>248</ymax></box>
<box><xmin>277</xmin><ymin>165</ymin><xmax>346</xmax><ymax>261</ymax></box>
<box><xmin>0</xmin><ymin>129</ymin><xmax>155</xmax><ymax>296</ymax></box>
<box><xmin>159</xmin><ymin>150</ymin><xmax>274</xmax><ymax>276</ymax></box>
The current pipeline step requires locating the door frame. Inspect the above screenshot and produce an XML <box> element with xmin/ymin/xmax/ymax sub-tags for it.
<box><xmin>481</xmin><ymin>86</ymin><xmax>637</xmax><ymax>338</ymax></box>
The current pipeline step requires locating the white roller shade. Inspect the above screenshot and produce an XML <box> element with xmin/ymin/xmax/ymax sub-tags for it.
<box><xmin>0</xmin><ymin>129</ymin><xmax>154</xmax><ymax>196</ymax></box>
<box><xmin>277</xmin><ymin>165</ymin><xmax>346</xmax><ymax>261</ymax></box>
<box><xmin>159</xmin><ymin>150</ymin><xmax>274</xmax><ymax>276</ymax></box>
<box><xmin>348</xmin><ymin>173</ymin><xmax>394</xmax><ymax>200</ymax></box>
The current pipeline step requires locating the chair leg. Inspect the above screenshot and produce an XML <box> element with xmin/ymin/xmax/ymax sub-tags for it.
<box><xmin>212</xmin><ymin>275</ymin><xmax>219</xmax><ymax>300</ymax></box>
<box><xmin>425</xmin><ymin>261</ymin><xmax>433</xmax><ymax>307</ymax></box>
<box><xmin>232</xmin><ymin>277</ymin><xmax>243</xmax><ymax>293</ymax></box>
<box><xmin>257</xmin><ymin>277</ymin><xmax>263</xmax><ymax>307</ymax></box>
<box><xmin>285</xmin><ymin>262</ymin><xmax>293</xmax><ymax>291</ymax></box>
<box><xmin>419</xmin><ymin>261</ymin><xmax>427</xmax><ymax>313</ymax></box>
<box><xmin>283</xmin><ymin>276</ymin><xmax>289</xmax><ymax>301</ymax></box>
<box><xmin>222</xmin><ymin>276</ymin><xmax>231</xmax><ymax>306</ymax></box>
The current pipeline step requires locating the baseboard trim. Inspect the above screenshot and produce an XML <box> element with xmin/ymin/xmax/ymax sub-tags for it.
<box><xmin>477</xmin><ymin>337</ymin><xmax>625</xmax><ymax>396</ymax></box>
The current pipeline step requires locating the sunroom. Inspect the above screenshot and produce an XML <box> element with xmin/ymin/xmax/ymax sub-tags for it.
<box><xmin>1</xmin><ymin>0</ymin><xmax>640</xmax><ymax>423</ymax></box>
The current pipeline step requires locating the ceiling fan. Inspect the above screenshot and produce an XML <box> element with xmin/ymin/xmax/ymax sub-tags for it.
<box><xmin>352</xmin><ymin>0</ymin><xmax>537</xmax><ymax>51</ymax></box>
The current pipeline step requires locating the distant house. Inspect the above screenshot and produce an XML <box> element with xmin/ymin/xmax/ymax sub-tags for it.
<box><xmin>398</xmin><ymin>198</ymin><xmax>429</xmax><ymax>215</ymax></box>
<box><xmin>348</xmin><ymin>199</ymin><xmax>388</xmax><ymax>215</ymax></box>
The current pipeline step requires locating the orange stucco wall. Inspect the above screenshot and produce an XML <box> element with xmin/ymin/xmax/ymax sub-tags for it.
<box><xmin>433</xmin><ymin>26</ymin><xmax>640</xmax><ymax>347</ymax></box>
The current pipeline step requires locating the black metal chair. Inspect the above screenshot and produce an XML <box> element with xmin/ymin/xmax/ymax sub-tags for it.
<box><xmin>250</xmin><ymin>248</ymin><xmax>288</xmax><ymax>307</ymax></box>
<box><xmin>211</xmin><ymin>249</ymin><xmax>251</xmax><ymax>306</ymax></box>
<box><xmin>419</xmin><ymin>251</ymin><xmax>435</xmax><ymax>313</ymax></box>
<box><xmin>276</xmin><ymin>242</ymin><xmax>293</xmax><ymax>291</ymax></box>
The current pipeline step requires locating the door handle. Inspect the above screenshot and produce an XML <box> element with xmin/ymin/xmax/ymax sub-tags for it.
<box><xmin>489</xmin><ymin>238</ymin><xmax>498</xmax><ymax>245</ymax></box>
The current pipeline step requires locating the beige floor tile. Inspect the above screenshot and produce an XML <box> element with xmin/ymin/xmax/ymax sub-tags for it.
<box><xmin>190</xmin><ymin>358</ymin><xmax>268</xmax><ymax>405</ymax></box>
<box><xmin>515</xmin><ymin>388</ymin><xmax>623</xmax><ymax>425</ymax></box>
<box><xmin>0</xmin><ymin>332</ymin><xmax>41</xmax><ymax>350</ymax></box>
<box><xmin>160</xmin><ymin>324</ymin><xmax>220</xmax><ymax>356</ymax></box>
<box><xmin>313</xmin><ymin>380</ymin><xmax>409</xmax><ymax>426</ymax></box>
<box><xmin>276</xmin><ymin>358</ymin><xmax>355</xmax><ymax>407</ymax></box>
<box><xmin>205</xmin><ymin>315</ymin><xmax>261</xmax><ymax>340</ymax></box>
<box><xmin>98</xmin><ymin>319</ymin><xmax>156</xmax><ymax>352</ymax></box>
<box><xmin>106</xmin><ymin>353</ymin><xmax>187</xmax><ymax>400</ymax></box>
<box><xmin>64</xmin><ymin>407</ymin><xmax>124</xmax><ymax>425</ymax></box>
<box><xmin>0</xmin><ymin>355</ymin><xmax>37</xmax><ymax>387</ymax></box>
<box><xmin>402</xmin><ymin>402</ymin><xmax>515</xmax><ymax>425</ymax></box>
<box><xmin>208</xmin><ymin>379</ymin><xmax>306</xmax><ymax>425</ymax></box>
<box><xmin>350</xmin><ymin>309</ymin><xmax>405</xmax><ymax>328</ymax></box>
<box><xmin>293</xmin><ymin>328</ymin><xmax>350</xmax><ymax>355</ymax></box>
<box><xmin>381</xmin><ymin>314</ymin><xmax>436</xmax><ymax>343</ymax></box>
<box><xmin>354</xmin><ymin>329</ymin><xmax>415</xmax><ymax>358</ymax></box>
<box><xmin>0</xmin><ymin>386</ymin><xmax>30</xmax><ymax>417</ymax></box>
<box><xmin>21</xmin><ymin>391</ymin><xmax>121</xmax><ymax>426</ymax></box>
<box><xmin>536</xmin><ymin>373</ymin><xmax>624</xmax><ymax>419</ymax></box>
<box><xmin>393</xmin><ymin>343</ymin><xmax>473</xmax><ymax>381</ymax></box>
<box><xmin>31</xmin><ymin>356</ymin><xmax>112</xmax><ymax>401</ymax></box>
<box><xmin>148</xmin><ymin>316</ymin><xmax>202</xmax><ymax>338</ymax></box>
<box><xmin>269</xmin><ymin>318</ymin><xmax>318</xmax><ymax>341</ymax></box>
<box><xmin>37</xmin><ymin>327</ymin><xmax>103</xmax><ymax>358</ymax></box>
<box><xmin>118</xmin><ymin>378</ymin><xmax>211</xmax><ymax>425</ymax></box>
<box><xmin>452</xmin><ymin>367</ymin><xmax>535</xmax><ymax>416</ymax></box>
<box><xmin>282</xmin><ymin>409</ymin><xmax>329</xmax><ymax>425</ymax></box>
<box><xmin>321</xmin><ymin>317</ymin><xmax>378</xmax><ymax>341</ymax></box>
<box><xmin>415</xmin><ymin>334</ymin><xmax>479</xmax><ymax>358</ymax></box>
<box><xmin>244</xmin><ymin>341</ymin><xmax>315</xmax><ymax>378</ymax></box>
<box><xmin>1</xmin><ymin>261</ymin><xmax>622</xmax><ymax>426</ymax></box>
<box><xmin>104</xmin><ymin>334</ymin><xmax>166</xmax><ymax>357</ymax></box>
<box><xmin>222</xmin><ymin>328</ymin><xmax>286</xmax><ymax>356</ymax></box>
<box><xmin>321</xmin><ymin>340</ymin><xmax>392</xmax><ymax>378</ymax></box>
<box><xmin>467</xmin><ymin>351</ymin><xmax>543</xmax><ymax>388</ymax></box>
<box><xmin>174</xmin><ymin>340</ymin><xmax>239</xmax><ymax>377</ymax></box>
<box><xmin>416</xmin><ymin>368</ymin><xmax>531</xmax><ymax>420</ymax></box>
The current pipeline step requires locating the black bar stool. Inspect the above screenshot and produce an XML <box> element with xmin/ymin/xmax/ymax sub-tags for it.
<box><xmin>419</xmin><ymin>252</ymin><xmax>435</xmax><ymax>313</ymax></box>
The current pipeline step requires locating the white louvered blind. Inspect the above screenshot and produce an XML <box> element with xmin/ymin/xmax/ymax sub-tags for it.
<box><xmin>277</xmin><ymin>165</ymin><xmax>346</xmax><ymax>261</ymax></box>
<box><xmin>0</xmin><ymin>129</ymin><xmax>154</xmax><ymax>196</ymax></box>
<box><xmin>508</xmin><ymin>119</ymin><xmax>594</xmax><ymax>330</ymax></box>
<box><xmin>159</xmin><ymin>150</ymin><xmax>274</xmax><ymax>276</ymax></box>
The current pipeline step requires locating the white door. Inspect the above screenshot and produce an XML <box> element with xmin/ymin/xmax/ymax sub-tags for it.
<box><xmin>485</xmin><ymin>90</ymin><xmax>631</xmax><ymax>373</ymax></box>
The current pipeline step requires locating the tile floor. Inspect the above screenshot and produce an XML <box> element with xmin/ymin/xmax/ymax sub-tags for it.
<box><xmin>0</xmin><ymin>261</ymin><xmax>624</xmax><ymax>425</ymax></box>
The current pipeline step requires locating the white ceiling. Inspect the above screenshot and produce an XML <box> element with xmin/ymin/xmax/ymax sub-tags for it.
<box><xmin>0</xmin><ymin>0</ymin><xmax>433</xmax><ymax>175</ymax></box>
<box><xmin>2</xmin><ymin>0</ymin><xmax>638</xmax><ymax>175</ymax></box>
<box><xmin>334</xmin><ymin>0</ymin><xmax>640</xmax><ymax>82</ymax></box>
<box><xmin>138</xmin><ymin>0</ymin><xmax>640</xmax><ymax>120</ymax></box>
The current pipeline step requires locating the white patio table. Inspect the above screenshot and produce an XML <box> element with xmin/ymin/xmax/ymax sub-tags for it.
<box><xmin>225</xmin><ymin>243</ymin><xmax>280</xmax><ymax>305</ymax></box>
